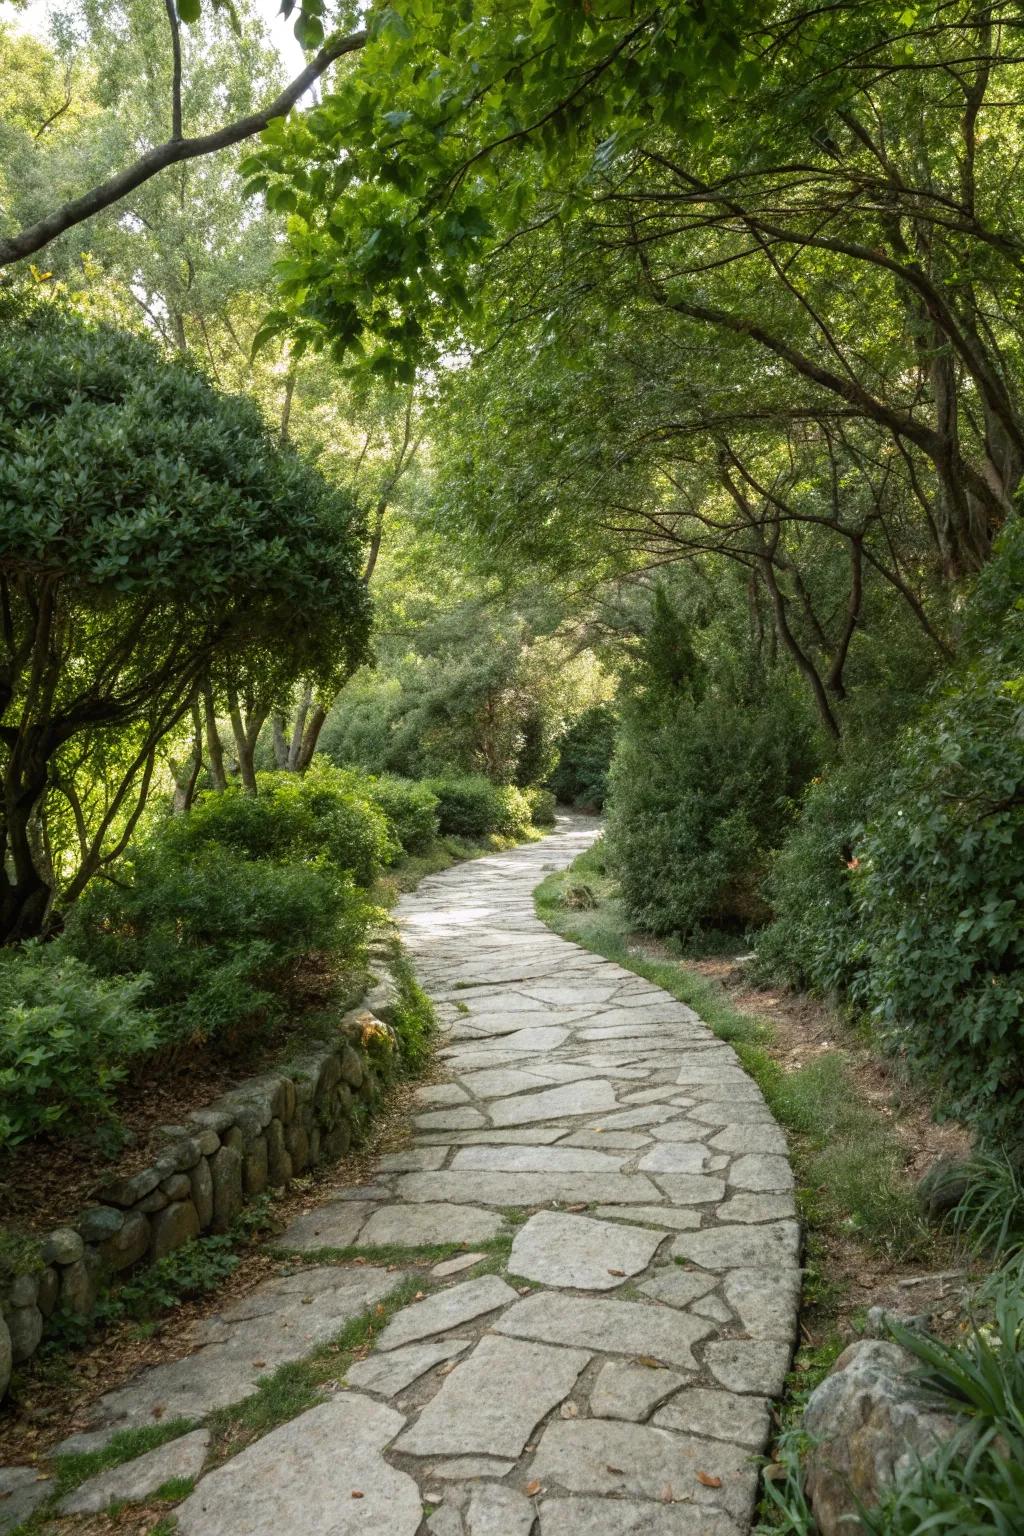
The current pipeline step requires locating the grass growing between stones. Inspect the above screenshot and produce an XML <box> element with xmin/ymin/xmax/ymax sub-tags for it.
<box><xmin>51</xmin><ymin>1419</ymin><xmax>200</xmax><ymax>1497</ymax></box>
<box><xmin>535</xmin><ymin>845</ymin><xmax>936</xmax><ymax>1264</ymax></box>
<box><xmin>205</xmin><ymin>1273</ymin><xmax>427</xmax><ymax>1452</ymax></box>
<box><xmin>269</xmin><ymin>1233</ymin><xmax>515</xmax><ymax>1269</ymax></box>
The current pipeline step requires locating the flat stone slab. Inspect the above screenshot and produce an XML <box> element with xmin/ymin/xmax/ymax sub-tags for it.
<box><xmin>377</xmin><ymin>1148</ymin><xmax>449</xmax><ymax>1172</ymax></box>
<box><xmin>488</xmin><ymin>1080</ymin><xmax>619</xmax><ymax>1126</ymax></box>
<box><xmin>60</xmin><ymin>1429</ymin><xmax>210</xmax><ymax>1514</ymax></box>
<box><xmin>509</xmin><ymin>1211</ymin><xmax>666</xmax><ymax>1290</ymax></box>
<box><xmin>428</xmin><ymin>1458</ymin><xmax>515</xmax><ymax>1480</ymax></box>
<box><xmin>358</xmin><ymin>1202</ymin><xmax>503</xmax><ymax>1247</ymax></box>
<box><xmin>637</xmin><ymin>1144</ymin><xmax>710</xmax><ymax>1173</ymax></box>
<box><xmin>715</xmin><ymin>1193</ymin><xmax>796</xmax><ymax>1224</ymax></box>
<box><xmin>0</xmin><ymin>1467</ymin><xmax>54</xmax><ymax>1534</ymax></box>
<box><xmin>451</xmin><ymin>1145</ymin><xmax>627</xmax><ymax>1173</ymax></box>
<box><xmin>649</xmin><ymin>1175</ymin><xmax>726</xmax><ymax>1205</ymax></box>
<box><xmin>175</xmin><ymin>1396</ymin><xmax>420</xmax><ymax>1536</ymax></box>
<box><xmin>590</xmin><ymin>1360</ymin><xmax>688</xmax><ymax>1421</ymax></box>
<box><xmin>395</xmin><ymin>1334</ymin><xmax>589</xmax><ymax>1457</ymax></box>
<box><xmin>538</xmin><ymin>1497</ymin><xmax>743</xmax><ymax>1535</ymax></box>
<box><xmin>465</xmin><ymin>1483</ymin><xmax>536</xmax><ymax>1536</ymax></box>
<box><xmin>728</xmin><ymin>1154</ymin><xmax>794</xmax><ymax>1191</ymax></box>
<box><xmin>86</xmin><ymin>1267</ymin><xmax>406</xmax><ymax>1430</ymax></box>
<box><xmin>594</xmin><ymin>1205</ymin><xmax>700</xmax><ymax>1232</ymax></box>
<box><xmin>415</xmin><ymin>1108</ymin><xmax>489</xmax><ymax>1131</ymax></box>
<box><xmin>671</xmin><ymin>1221</ymin><xmax>801</xmax><ymax>1271</ymax></box>
<box><xmin>709</xmin><ymin>1124</ymin><xmax>788</xmax><ymax>1155</ymax></box>
<box><xmin>531</xmin><ymin>1419</ymin><xmax>758</xmax><ymax>1525</ymax></box>
<box><xmin>378</xmin><ymin>1275</ymin><xmax>518</xmax><ymax>1351</ymax></box>
<box><xmin>276</xmin><ymin>1200</ymin><xmax>376</xmax><ymax>1250</ymax></box>
<box><xmin>395</xmin><ymin>1172</ymin><xmax>662</xmax><ymax>1206</ymax></box>
<box><xmin>638</xmin><ymin>1268</ymin><xmax>718</xmax><ymax>1310</ymax></box>
<box><xmin>432</xmin><ymin>1252</ymin><xmax>487</xmax><ymax>1278</ymax></box>
<box><xmin>653</xmin><ymin>1388</ymin><xmax>771</xmax><ymax>1448</ymax></box>
<box><xmin>344</xmin><ymin>1338</ymin><xmax>470</xmax><ymax>1397</ymax></box>
<box><xmin>496</xmin><ymin>1293</ymin><xmax>712</xmax><ymax>1372</ymax></box>
<box><xmin>722</xmin><ymin>1269</ymin><xmax>802</xmax><ymax>1340</ymax></box>
<box><xmin>705</xmin><ymin>1339</ymin><xmax>792</xmax><ymax>1395</ymax></box>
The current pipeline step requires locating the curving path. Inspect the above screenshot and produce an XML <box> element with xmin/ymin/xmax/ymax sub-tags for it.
<box><xmin>42</xmin><ymin>820</ymin><xmax>800</xmax><ymax>1536</ymax></box>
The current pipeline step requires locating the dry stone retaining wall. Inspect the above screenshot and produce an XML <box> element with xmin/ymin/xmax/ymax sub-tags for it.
<box><xmin>0</xmin><ymin>961</ymin><xmax>404</xmax><ymax>1399</ymax></box>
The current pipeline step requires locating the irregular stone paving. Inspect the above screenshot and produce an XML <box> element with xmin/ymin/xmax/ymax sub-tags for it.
<box><xmin>13</xmin><ymin>819</ymin><xmax>800</xmax><ymax>1536</ymax></box>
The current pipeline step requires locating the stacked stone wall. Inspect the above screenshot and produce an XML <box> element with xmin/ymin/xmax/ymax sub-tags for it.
<box><xmin>0</xmin><ymin>980</ymin><xmax>402</xmax><ymax>1398</ymax></box>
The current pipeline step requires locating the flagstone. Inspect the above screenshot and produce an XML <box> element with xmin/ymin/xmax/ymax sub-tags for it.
<box><xmin>589</xmin><ymin>1360</ymin><xmax>689</xmax><ymax>1421</ymax></box>
<box><xmin>394</xmin><ymin>1335</ymin><xmax>589</xmax><ymax>1457</ymax></box>
<box><xmin>345</xmin><ymin>1338</ymin><xmax>470</xmax><ymax>1396</ymax></box>
<box><xmin>594</xmin><ymin>1205</ymin><xmax>701</xmax><ymax>1231</ymax></box>
<box><xmin>670</xmin><ymin>1221</ymin><xmax>801</xmax><ymax>1271</ymax></box>
<box><xmin>378</xmin><ymin>1275</ymin><xmax>518</xmax><ymax>1352</ymax></box>
<box><xmin>488</xmin><ymin>1079</ymin><xmax>619</xmax><ymax>1126</ymax></box>
<box><xmin>509</xmin><ymin>1211</ymin><xmax>666</xmax><ymax>1290</ymax></box>
<box><xmin>538</xmin><ymin>1499</ymin><xmax>743</xmax><ymax>1536</ymax></box>
<box><xmin>276</xmin><ymin>1200</ymin><xmax>376</xmax><ymax>1250</ymax></box>
<box><xmin>175</xmin><ymin>1397</ymin><xmax>420</xmax><ymax>1536</ymax></box>
<box><xmin>653</xmin><ymin>1388</ymin><xmax>771</xmax><ymax>1448</ymax></box>
<box><xmin>529</xmin><ymin>1419</ymin><xmax>759</xmax><ymax>1524</ymax></box>
<box><xmin>496</xmin><ymin>1292</ymin><xmax>712</xmax><ymax>1371</ymax></box>
<box><xmin>451</xmin><ymin>1145</ymin><xmax>627</xmax><ymax>1173</ymax></box>
<box><xmin>357</xmin><ymin>1202</ymin><xmax>504</xmax><ymax>1247</ymax></box>
<box><xmin>394</xmin><ymin>1171</ymin><xmax>662</xmax><ymax>1205</ymax></box>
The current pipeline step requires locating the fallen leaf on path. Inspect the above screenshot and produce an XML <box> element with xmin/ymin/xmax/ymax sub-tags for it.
<box><xmin>608</xmin><ymin>1268</ymin><xmax>625</xmax><ymax>1277</ymax></box>
<box><xmin>660</xmin><ymin>1484</ymin><xmax>674</xmax><ymax>1503</ymax></box>
<box><xmin>566</xmin><ymin>1203</ymin><xmax>588</xmax><ymax>1213</ymax></box>
<box><xmin>697</xmin><ymin>1472</ymin><xmax>722</xmax><ymax>1488</ymax></box>
<box><xmin>526</xmin><ymin>1480</ymin><xmax>542</xmax><ymax>1496</ymax></box>
<box><xmin>351</xmin><ymin>1490</ymin><xmax>364</xmax><ymax>1499</ymax></box>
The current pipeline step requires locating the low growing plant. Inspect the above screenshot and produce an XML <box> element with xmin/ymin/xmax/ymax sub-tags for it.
<box><xmin>0</xmin><ymin>946</ymin><xmax>155</xmax><ymax>1150</ymax></box>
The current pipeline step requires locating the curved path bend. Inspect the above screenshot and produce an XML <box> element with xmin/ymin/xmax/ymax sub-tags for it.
<box><xmin>50</xmin><ymin>820</ymin><xmax>800</xmax><ymax>1536</ymax></box>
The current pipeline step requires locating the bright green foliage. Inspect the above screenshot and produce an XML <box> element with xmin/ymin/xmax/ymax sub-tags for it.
<box><xmin>64</xmin><ymin>843</ymin><xmax>371</xmax><ymax>1051</ymax></box>
<box><xmin>160</xmin><ymin>762</ymin><xmax>398</xmax><ymax>888</ymax></box>
<box><xmin>425</xmin><ymin>776</ymin><xmax>534</xmax><ymax>841</ymax></box>
<box><xmin>850</xmin><ymin>668</ymin><xmax>1024</xmax><ymax>1145</ymax></box>
<box><xmin>549</xmin><ymin>706</ymin><xmax>616</xmax><ymax>810</ymax></box>
<box><xmin>387</xmin><ymin>950</ymin><xmax>436</xmax><ymax>1073</ymax></box>
<box><xmin>755</xmin><ymin>758</ymin><xmax>882</xmax><ymax>995</ymax></box>
<box><xmin>365</xmin><ymin>775</ymin><xmax>440</xmax><ymax>856</ymax></box>
<box><xmin>242</xmin><ymin>1</ymin><xmax>754</xmax><ymax>367</ymax></box>
<box><xmin>525</xmin><ymin>787</ymin><xmax>557</xmax><ymax>828</ymax></box>
<box><xmin>607</xmin><ymin>591</ymin><xmax>819</xmax><ymax>939</ymax></box>
<box><xmin>866</xmin><ymin>1272</ymin><xmax>1024</xmax><ymax>1535</ymax></box>
<box><xmin>0</xmin><ymin>947</ymin><xmax>155</xmax><ymax>1149</ymax></box>
<box><xmin>0</xmin><ymin>293</ymin><xmax>369</xmax><ymax>942</ymax></box>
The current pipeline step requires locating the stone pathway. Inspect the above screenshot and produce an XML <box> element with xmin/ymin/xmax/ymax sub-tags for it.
<box><xmin>9</xmin><ymin>819</ymin><xmax>801</xmax><ymax>1535</ymax></box>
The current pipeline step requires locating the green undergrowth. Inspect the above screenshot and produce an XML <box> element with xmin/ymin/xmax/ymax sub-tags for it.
<box><xmin>536</xmin><ymin>842</ymin><xmax>938</xmax><ymax>1263</ymax></box>
<box><xmin>268</xmin><ymin>1233</ymin><xmax>514</xmax><ymax>1269</ymax></box>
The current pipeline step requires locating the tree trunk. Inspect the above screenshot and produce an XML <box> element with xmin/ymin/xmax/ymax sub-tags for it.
<box><xmin>203</xmin><ymin>681</ymin><xmax>227</xmax><ymax>791</ymax></box>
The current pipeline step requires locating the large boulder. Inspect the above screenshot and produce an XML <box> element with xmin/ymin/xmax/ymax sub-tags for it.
<box><xmin>803</xmin><ymin>1340</ymin><xmax>959</xmax><ymax>1534</ymax></box>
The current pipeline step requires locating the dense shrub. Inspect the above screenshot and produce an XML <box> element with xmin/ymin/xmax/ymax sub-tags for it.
<box><xmin>64</xmin><ymin>845</ymin><xmax>372</xmax><ymax>1050</ymax></box>
<box><xmin>160</xmin><ymin>762</ymin><xmax>398</xmax><ymax>887</ymax></box>
<box><xmin>425</xmin><ymin>775</ymin><xmax>533</xmax><ymax>840</ymax></box>
<box><xmin>526</xmin><ymin>786</ymin><xmax>558</xmax><ymax>827</ymax></box>
<box><xmin>754</xmin><ymin>755</ymin><xmax>883</xmax><ymax>994</ymax></box>
<box><xmin>849</xmin><ymin>657</ymin><xmax>1024</xmax><ymax>1144</ymax></box>
<box><xmin>0</xmin><ymin>948</ymin><xmax>155</xmax><ymax>1149</ymax></box>
<box><xmin>365</xmin><ymin>775</ymin><xmax>440</xmax><ymax>855</ymax></box>
<box><xmin>0</xmin><ymin>293</ymin><xmax>369</xmax><ymax>942</ymax></box>
<box><xmin>549</xmin><ymin>705</ymin><xmax>616</xmax><ymax>808</ymax></box>
<box><xmin>608</xmin><ymin>683</ymin><xmax>818</xmax><ymax>940</ymax></box>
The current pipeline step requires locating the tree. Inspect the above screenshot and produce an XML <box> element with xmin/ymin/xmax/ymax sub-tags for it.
<box><xmin>0</xmin><ymin>293</ymin><xmax>369</xmax><ymax>940</ymax></box>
